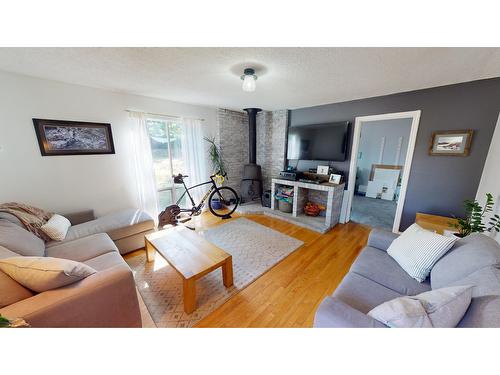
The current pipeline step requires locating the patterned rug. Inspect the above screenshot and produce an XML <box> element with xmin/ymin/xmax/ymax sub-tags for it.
<box><xmin>125</xmin><ymin>217</ymin><xmax>304</xmax><ymax>327</ymax></box>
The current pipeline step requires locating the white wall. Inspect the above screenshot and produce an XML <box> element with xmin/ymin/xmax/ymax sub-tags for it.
<box><xmin>476</xmin><ymin>113</ymin><xmax>500</xmax><ymax>242</ymax></box>
<box><xmin>0</xmin><ymin>70</ymin><xmax>218</xmax><ymax>216</ymax></box>
<box><xmin>356</xmin><ymin>118</ymin><xmax>412</xmax><ymax>188</ymax></box>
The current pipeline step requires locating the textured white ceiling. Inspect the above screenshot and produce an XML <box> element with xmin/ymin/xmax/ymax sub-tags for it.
<box><xmin>0</xmin><ymin>48</ymin><xmax>499</xmax><ymax>110</ymax></box>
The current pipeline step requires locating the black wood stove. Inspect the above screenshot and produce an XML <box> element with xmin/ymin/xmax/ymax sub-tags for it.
<box><xmin>240</xmin><ymin>108</ymin><xmax>263</xmax><ymax>203</ymax></box>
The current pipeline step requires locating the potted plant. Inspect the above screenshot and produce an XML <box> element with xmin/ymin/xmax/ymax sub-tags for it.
<box><xmin>204</xmin><ymin>137</ymin><xmax>226</xmax><ymax>177</ymax></box>
<box><xmin>0</xmin><ymin>314</ymin><xmax>29</xmax><ymax>328</ymax></box>
<box><xmin>452</xmin><ymin>193</ymin><xmax>500</xmax><ymax>238</ymax></box>
<box><xmin>205</xmin><ymin>137</ymin><xmax>226</xmax><ymax>209</ymax></box>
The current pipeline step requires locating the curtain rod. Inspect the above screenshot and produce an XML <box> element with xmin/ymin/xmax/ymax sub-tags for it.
<box><xmin>125</xmin><ymin>109</ymin><xmax>205</xmax><ymax>122</ymax></box>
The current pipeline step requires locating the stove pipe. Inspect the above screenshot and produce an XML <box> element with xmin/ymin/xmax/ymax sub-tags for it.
<box><xmin>243</xmin><ymin>108</ymin><xmax>262</xmax><ymax>164</ymax></box>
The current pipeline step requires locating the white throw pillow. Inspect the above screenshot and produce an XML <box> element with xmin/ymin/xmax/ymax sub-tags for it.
<box><xmin>0</xmin><ymin>257</ymin><xmax>96</xmax><ymax>292</ymax></box>
<box><xmin>368</xmin><ymin>285</ymin><xmax>473</xmax><ymax>328</ymax></box>
<box><xmin>388</xmin><ymin>223</ymin><xmax>457</xmax><ymax>282</ymax></box>
<box><xmin>41</xmin><ymin>214</ymin><xmax>71</xmax><ymax>241</ymax></box>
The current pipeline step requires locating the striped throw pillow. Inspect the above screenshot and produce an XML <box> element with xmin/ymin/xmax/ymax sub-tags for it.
<box><xmin>388</xmin><ymin>224</ymin><xmax>457</xmax><ymax>282</ymax></box>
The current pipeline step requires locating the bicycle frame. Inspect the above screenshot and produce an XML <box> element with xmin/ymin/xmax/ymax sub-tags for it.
<box><xmin>175</xmin><ymin>175</ymin><xmax>222</xmax><ymax>214</ymax></box>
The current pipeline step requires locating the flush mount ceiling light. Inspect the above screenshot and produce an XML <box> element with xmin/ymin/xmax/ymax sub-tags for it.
<box><xmin>241</xmin><ymin>68</ymin><xmax>257</xmax><ymax>92</ymax></box>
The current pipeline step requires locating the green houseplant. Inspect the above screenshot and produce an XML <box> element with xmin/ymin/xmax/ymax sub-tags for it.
<box><xmin>204</xmin><ymin>137</ymin><xmax>226</xmax><ymax>211</ymax></box>
<box><xmin>204</xmin><ymin>137</ymin><xmax>226</xmax><ymax>176</ymax></box>
<box><xmin>453</xmin><ymin>193</ymin><xmax>500</xmax><ymax>237</ymax></box>
<box><xmin>0</xmin><ymin>314</ymin><xmax>29</xmax><ymax>328</ymax></box>
<box><xmin>0</xmin><ymin>315</ymin><xmax>10</xmax><ymax>328</ymax></box>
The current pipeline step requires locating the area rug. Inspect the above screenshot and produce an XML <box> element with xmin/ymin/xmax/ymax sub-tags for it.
<box><xmin>125</xmin><ymin>217</ymin><xmax>303</xmax><ymax>328</ymax></box>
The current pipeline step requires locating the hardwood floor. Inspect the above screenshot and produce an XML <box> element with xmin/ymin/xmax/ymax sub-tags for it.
<box><xmin>185</xmin><ymin>212</ymin><xmax>371</xmax><ymax>328</ymax></box>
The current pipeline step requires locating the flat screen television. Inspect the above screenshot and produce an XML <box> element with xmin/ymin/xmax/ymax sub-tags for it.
<box><xmin>287</xmin><ymin>121</ymin><xmax>350</xmax><ymax>161</ymax></box>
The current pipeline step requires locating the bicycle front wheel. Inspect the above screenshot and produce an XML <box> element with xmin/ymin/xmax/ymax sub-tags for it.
<box><xmin>208</xmin><ymin>187</ymin><xmax>239</xmax><ymax>217</ymax></box>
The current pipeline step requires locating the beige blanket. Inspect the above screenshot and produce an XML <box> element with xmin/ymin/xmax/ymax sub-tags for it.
<box><xmin>0</xmin><ymin>202</ymin><xmax>53</xmax><ymax>241</ymax></box>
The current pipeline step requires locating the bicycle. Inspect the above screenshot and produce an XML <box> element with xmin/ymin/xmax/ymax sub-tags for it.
<box><xmin>158</xmin><ymin>172</ymin><xmax>240</xmax><ymax>228</ymax></box>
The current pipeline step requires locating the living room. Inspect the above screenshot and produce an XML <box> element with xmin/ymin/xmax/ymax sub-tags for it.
<box><xmin>2</xmin><ymin>2</ymin><xmax>500</xmax><ymax>374</ymax></box>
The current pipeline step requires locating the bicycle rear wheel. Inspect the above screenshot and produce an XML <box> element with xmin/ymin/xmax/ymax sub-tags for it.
<box><xmin>208</xmin><ymin>187</ymin><xmax>239</xmax><ymax>217</ymax></box>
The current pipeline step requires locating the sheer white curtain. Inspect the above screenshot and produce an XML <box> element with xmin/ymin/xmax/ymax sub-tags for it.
<box><xmin>129</xmin><ymin>111</ymin><xmax>159</xmax><ymax>221</ymax></box>
<box><xmin>181</xmin><ymin>117</ymin><xmax>208</xmax><ymax>203</ymax></box>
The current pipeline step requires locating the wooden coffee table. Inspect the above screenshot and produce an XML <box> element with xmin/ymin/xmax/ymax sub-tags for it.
<box><xmin>145</xmin><ymin>226</ymin><xmax>233</xmax><ymax>314</ymax></box>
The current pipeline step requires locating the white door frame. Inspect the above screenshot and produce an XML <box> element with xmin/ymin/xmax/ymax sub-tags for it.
<box><xmin>346</xmin><ymin>110</ymin><xmax>421</xmax><ymax>233</ymax></box>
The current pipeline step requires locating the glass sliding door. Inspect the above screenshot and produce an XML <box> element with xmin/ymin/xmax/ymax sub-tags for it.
<box><xmin>146</xmin><ymin>118</ymin><xmax>187</xmax><ymax>210</ymax></box>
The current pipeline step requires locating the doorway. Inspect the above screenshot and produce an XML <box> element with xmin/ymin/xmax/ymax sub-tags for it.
<box><xmin>346</xmin><ymin>111</ymin><xmax>421</xmax><ymax>232</ymax></box>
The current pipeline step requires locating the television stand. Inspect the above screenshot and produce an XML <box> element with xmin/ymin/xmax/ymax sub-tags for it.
<box><xmin>270</xmin><ymin>178</ymin><xmax>345</xmax><ymax>233</ymax></box>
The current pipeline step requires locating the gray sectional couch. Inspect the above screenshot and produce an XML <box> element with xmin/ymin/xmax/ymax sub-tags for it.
<box><xmin>314</xmin><ymin>229</ymin><xmax>500</xmax><ymax>328</ymax></box>
<box><xmin>0</xmin><ymin>208</ymin><xmax>154</xmax><ymax>327</ymax></box>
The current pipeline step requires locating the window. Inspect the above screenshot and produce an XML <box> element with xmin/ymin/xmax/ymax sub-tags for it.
<box><xmin>146</xmin><ymin>118</ymin><xmax>187</xmax><ymax>209</ymax></box>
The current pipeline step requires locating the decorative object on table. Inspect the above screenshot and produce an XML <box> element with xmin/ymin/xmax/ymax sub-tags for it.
<box><xmin>429</xmin><ymin>129</ymin><xmax>473</xmax><ymax>156</ymax></box>
<box><xmin>204</xmin><ymin>137</ymin><xmax>226</xmax><ymax>176</ymax></box>
<box><xmin>33</xmin><ymin>118</ymin><xmax>115</xmax><ymax>156</ymax></box>
<box><xmin>329</xmin><ymin>173</ymin><xmax>342</xmax><ymax>184</ymax></box>
<box><xmin>316</xmin><ymin>165</ymin><xmax>330</xmax><ymax>175</ymax></box>
<box><xmin>0</xmin><ymin>314</ymin><xmax>30</xmax><ymax>328</ymax></box>
<box><xmin>304</xmin><ymin>202</ymin><xmax>326</xmax><ymax>217</ymax></box>
<box><xmin>452</xmin><ymin>193</ymin><xmax>500</xmax><ymax>238</ymax></box>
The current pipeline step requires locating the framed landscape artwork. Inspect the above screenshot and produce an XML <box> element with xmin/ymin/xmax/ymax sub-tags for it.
<box><xmin>429</xmin><ymin>129</ymin><xmax>473</xmax><ymax>156</ymax></box>
<box><xmin>33</xmin><ymin>119</ymin><xmax>115</xmax><ymax>156</ymax></box>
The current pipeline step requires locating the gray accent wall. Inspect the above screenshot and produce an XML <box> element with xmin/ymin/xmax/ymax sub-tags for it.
<box><xmin>290</xmin><ymin>78</ymin><xmax>500</xmax><ymax>230</ymax></box>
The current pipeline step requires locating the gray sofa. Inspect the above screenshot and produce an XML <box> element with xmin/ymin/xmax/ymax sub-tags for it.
<box><xmin>314</xmin><ymin>229</ymin><xmax>500</xmax><ymax>328</ymax></box>
<box><xmin>1</xmin><ymin>208</ymin><xmax>155</xmax><ymax>255</ymax></box>
<box><xmin>0</xmin><ymin>208</ymin><xmax>155</xmax><ymax>327</ymax></box>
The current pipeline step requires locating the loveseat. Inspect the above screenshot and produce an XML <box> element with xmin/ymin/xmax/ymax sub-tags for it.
<box><xmin>0</xmin><ymin>208</ymin><xmax>155</xmax><ymax>327</ymax></box>
<box><xmin>314</xmin><ymin>229</ymin><xmax>500</xmax><ymax>328</ymax></box>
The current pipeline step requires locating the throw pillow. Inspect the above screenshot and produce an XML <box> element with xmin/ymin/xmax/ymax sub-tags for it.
<box><xmin>40</xmin><ymin>214</ymin><xmax>71</xmax><ymax>241</ymax></box>
<box><xmin>387</xmin><ymin>223</ymin><xmax>457</xmax><ymax>282</ymax></box>
<box><xmin>0</xmin><ymin>219</ymin><xmax>45</xmax><ymax>257</ymax></box>
<box><xmin>368</xmin><ymin>285</ymin><xmax>473</xmax><ymax>328</ymax></box>
<box><xmin>0</xmin><ymin>257</ymin><xmax>97</xmax><ymax>292</ymax></box>
<box><xmin>0</xmin><ymin>270</ymin><xmax>34</xmax><ymax>308</ymax></box>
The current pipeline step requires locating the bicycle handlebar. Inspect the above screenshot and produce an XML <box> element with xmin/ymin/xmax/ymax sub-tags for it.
<box><xmin>210</xmin><ymin>171</ymin><xmax>227</xmax><ymax>178</ymax></box>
